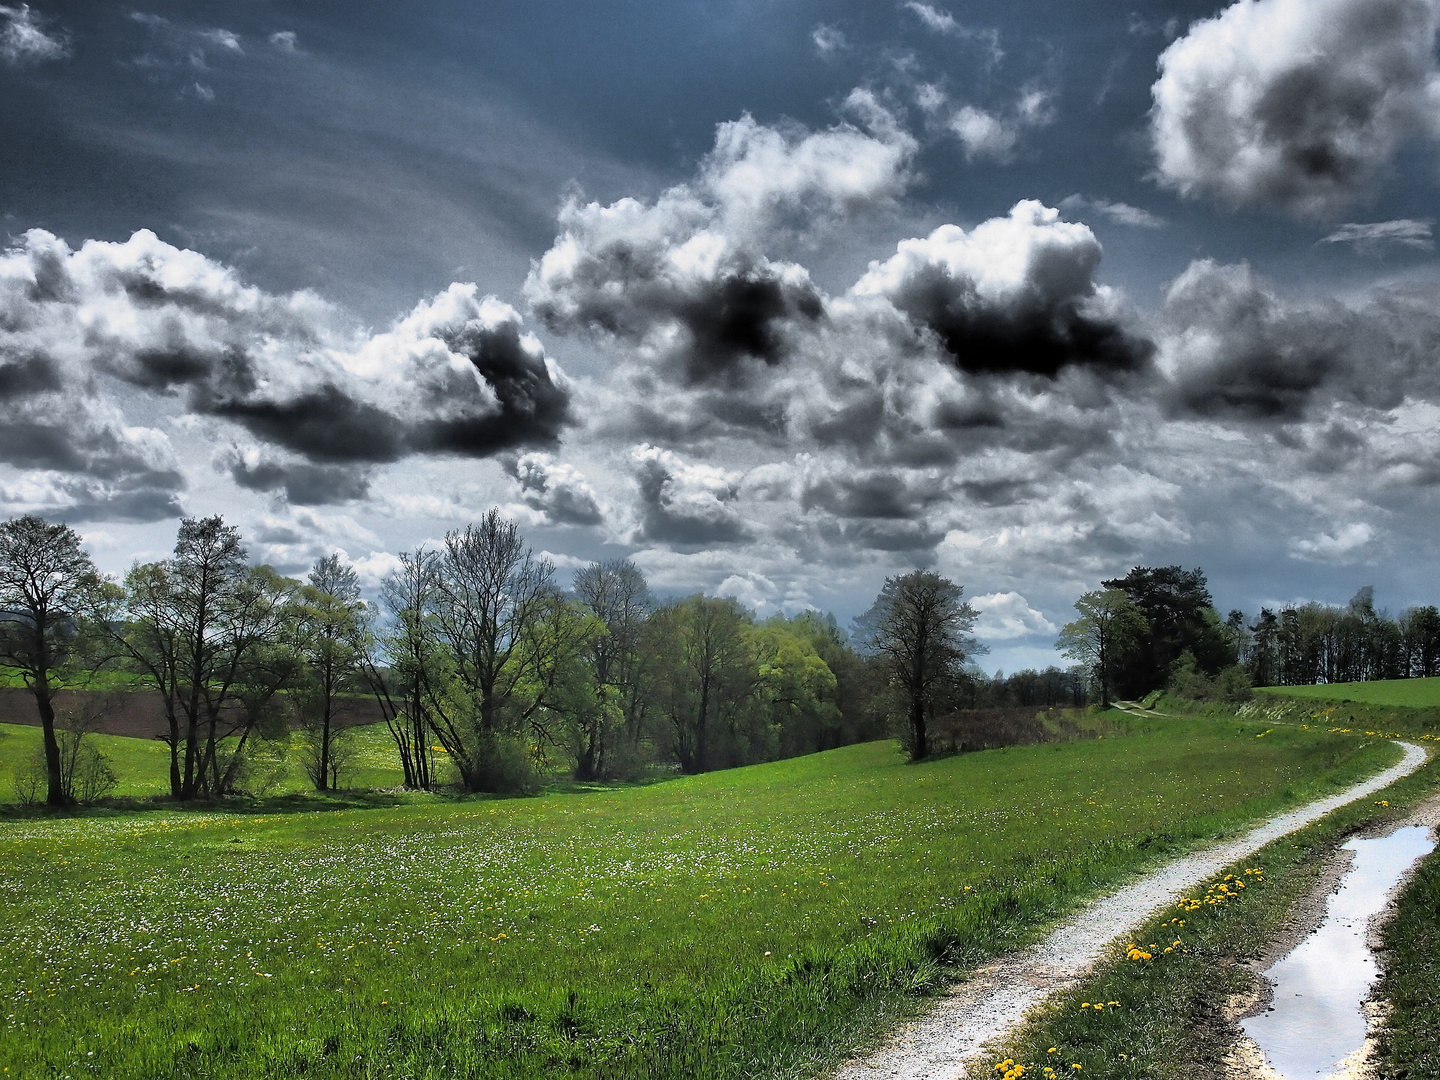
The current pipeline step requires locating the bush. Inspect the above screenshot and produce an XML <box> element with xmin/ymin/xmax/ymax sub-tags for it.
<box><xmin>470</xmin><ymin>733</ymin><xmax>542</xmax><ymax>795</ymax></box>
<box><xmin>1167</xmin><ymin>651</ymin><xmax>1253</xmax><ymax>705</ymax></box>
<box><xmin>598</xmin><ymin>738</ymin><xmax>654</xmax><ymax>783</ymax></box>
<box><xmin>62</xmin><ymin>731</ymin><xmax>117</xmax><ymax>803</ymax></box>
<box><xmin>229</xmin><ymin>738</ymin><xmax>292</xmax><ymax>798</ymax></box>
<box><xmin>11</xmin><ymin>749</ymin><xmax>44</xmax><ymax>806</ymax></box>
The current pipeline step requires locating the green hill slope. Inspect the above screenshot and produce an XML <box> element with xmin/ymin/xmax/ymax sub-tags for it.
<box><xmin>0</xmin><ymin>718</ymin><xmax>1398</xmax><ymax>1080</ymax></box>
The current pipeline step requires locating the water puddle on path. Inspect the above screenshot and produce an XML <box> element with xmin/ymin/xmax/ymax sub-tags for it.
<box><xmin>1243</xmin><ymin>825</ymin><xmax>1436</xmax><ymax>1079</ymax></box>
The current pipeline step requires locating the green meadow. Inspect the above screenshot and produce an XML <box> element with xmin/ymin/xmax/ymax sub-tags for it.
<box><xmin>1256</xmin><ymin>676</ymin><xmax>1440</xmax><ymax>708</ymax></box>
<box><xmin>0</xmin><ymin>721</ymin><xmax>408</xmax><ymax>800</ymax></box>
<box><xmin>0</xmin><ymin>717</ymin><xmax>1398</xmax><ymax>1080</ymax></box>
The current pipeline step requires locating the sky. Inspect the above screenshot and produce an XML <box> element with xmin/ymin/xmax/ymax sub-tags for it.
<box><xmin>3</xmin><ymin>0</ymin><xmax>1440</xmax><ymax>673</ymax></box>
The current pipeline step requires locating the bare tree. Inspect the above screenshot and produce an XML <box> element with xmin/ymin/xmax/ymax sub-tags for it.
<box><xmin>857</xmin><ymin>571</ymin><xmax>981</xmax><ymax>761</ymax></box>
<box><xmin>373</xmin><ymin>548</ymin><xmax>440</xmax><ymax>790</ymax></box>
<box><xmin>297</xmin><ymin>554</ymin><xmax>365</xmax><ymax>791</ymax></box>
<box><xmin>0</xmin><ymin>516</ymin><xmax>104</xmax><ymax>807</ymax></box>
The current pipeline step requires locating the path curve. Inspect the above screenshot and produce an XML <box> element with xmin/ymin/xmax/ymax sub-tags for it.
<box><xmin>833</xmin><ymin>740</ymin><xmax>1429</xmax><ymax>1080</ymax></box>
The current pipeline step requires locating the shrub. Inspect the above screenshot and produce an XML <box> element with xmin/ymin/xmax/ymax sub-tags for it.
<box><xmin>470</xmin><ymin>733</ymin><xmax>542</xmax><ymax>795</ymax></box>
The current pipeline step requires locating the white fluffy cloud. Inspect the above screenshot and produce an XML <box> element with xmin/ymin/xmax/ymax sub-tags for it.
<box><xmin>0</xmin><ymin>4</ymin><xmax>68</xmax><ymax>66</ymax></box>
<box><xmin>971</xmin><ymin>591</ymin><xmax>1058</xmax><ymax>639</ymax></box>
<box><xmin>504</xmin><ymin>451</ymin><xmax>604</xmax><ymax>526</ymax></box>
<box><xmin>629</xmin><ymin>445</ymin><xmax>749</xmax><ymax>546</ymax></box>
<box><xmin>526</xmin><ymin>94</ymin><xmax>914</xmax><ymax>390</ymax></box>
<box><xmin>1289</xmin><ymin>522</ymin><xmax>1377</xmax><ymax>562</ymax></box>
<box><xmin>1151</xmin><ymin>0</ymin><xmax>1440</xmax><ymax>218</ymax></box>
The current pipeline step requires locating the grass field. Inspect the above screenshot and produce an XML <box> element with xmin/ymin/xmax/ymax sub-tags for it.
<box><xmin>0</xmin><ymin>717</ymin><xmax>1399</xmax><ymax>1080</ymax></box>
<box><xmin>0</xmin><ymin>721</ymin><xmax>408</xmax><ymax>801</ymax></box>
<box><xmin>1256</xmin><ymin>677</ymin><xmax>1440</xmax><ymax>708</ymax></box>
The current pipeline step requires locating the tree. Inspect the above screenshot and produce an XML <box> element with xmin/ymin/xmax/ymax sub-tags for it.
<box><xmin>432</xmin><ymin>511</ymin><xmax>556</xmax><ymax>738</ymax></box>
<box><xmin>296</xmin><ymin>555</ymin><xmax>365</xmax><ymax>791</ymax></box>
<box><xmin>752</xmin><ymin>620</ymin><xmax>840</xmax><ymax>759</ymax></box>
<box><xmin>646</xmin><ymin>596</ymin><xmax>756</xmax><ymax>773</ymax></box>
<box><xmin>1249</xmin><ymin>608</ymin><xmax>1279</xmax><ymax>687</ymax></box>
<box><xmin>1402</xmin><ymin>605</ymin><xmax>1440</xmax><ymax>678</ymax></box>
<box><xmin>1100</xmin><ymin>566</ymin><xmax>1233</xmax><ymax>696</ymax></box>
<box><xmin>570</xmin><ymin>559</ymin><xmax>651</xmax><ymax>780</ymax></box>
<box><xmin>857</xmin><ymin>571</ymin><xmax>981</xmax><ymax>761</ymax></box>
<box><xmin>115</xmin><ymin>517</ymin><xmax>298</xmax><ymax>799</ymax></box>
<box><xmin>0</xmin><ymin>516</ymin><xmax>104</xmax><ymax>807</ymax></box>
<box><xmin>1057</xmin><ymin>589</ymin><xmax>1146</xmax><ymax>708</ymax></box>
<box><xmin>373</xmin><ymin>549</ymin><xmax>441</xmax><ymax>790</ymax></box>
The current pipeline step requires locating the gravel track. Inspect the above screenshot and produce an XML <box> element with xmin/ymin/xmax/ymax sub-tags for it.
<box><xmin>832</xmin><ymin>740</ymin><xmax>1429</xmax><ymax>1080</ymax></box>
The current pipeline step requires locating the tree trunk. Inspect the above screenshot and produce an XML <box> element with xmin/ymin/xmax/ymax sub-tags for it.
<box><xmin>318</xmin><ymin>697</ymin><xmax>332</xmax><ymax>792</ymax></box>
<box><xmin>35</xmin><ymin>680</ymin><xmax>71</xmax><ymax>808</ymax></box>
<box><xmin>908</xmin><ymin>692</ymin><xmax>927</xmax><ymax>760</ymax></box>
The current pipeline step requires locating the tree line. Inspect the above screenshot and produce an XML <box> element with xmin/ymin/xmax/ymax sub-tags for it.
<box><xmin>0</xmin><ymin>513</ymin><xmax>1030</xmax><ymax>808</ymax></box>
<box><xmin>1058</xmin><ymin>565</ymin><xmax>1440</xmax><ymax>704</ymax></box>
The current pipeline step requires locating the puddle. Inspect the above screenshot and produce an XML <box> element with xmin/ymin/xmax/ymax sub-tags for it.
<box><xmin>1243</xmin><ymin>825</ymin><xmax>1435</xmax><ymax>1078</ymax></box>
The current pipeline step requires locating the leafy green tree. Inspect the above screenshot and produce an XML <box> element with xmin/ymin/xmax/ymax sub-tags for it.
<box><xmin>1248</xmin><ymin>608</ymin><xmax>1279</xmax><ymax>687</ymax></box>
<box><xmin>1100</xmin><ymin>566</ymin><xmax>1233</xmax><ymax>696</ymax></box>
<box><xmin>1057</xmin><ymin>589</ymin><xmax>1145</xmax><ymax>708</ymax></box>
<box><xmin>570</xmin><ymin>559</ymin><xmax>651</xmax><ymax>780</ymax></box>
<box><xmin>646</xmin><ymin>595</ymin><xmax>756</xmax><ymax>773</ymax></box>
<box><xmin>752</xmin><ymin>620</ymin><xmax>840</xmax><ymax>759</ymax></box>
<box><xmin>1402</xmin><ymin>605</ymin><xmax>1440</xmax><ymax>678</ymax></box>
<box><xmin>857</xmin><ymin>571</ymin><xmax>981</xmax><ymax>761</ymax></box>
<box><xmin>114</xmin><ymin>517</ymin><xmax>299</xmax><ymax>799</ymax></box>
<box><xmin>0</xmin><ymin>516</ymin><xmax>105</xmax><ymax>807</ymax></box>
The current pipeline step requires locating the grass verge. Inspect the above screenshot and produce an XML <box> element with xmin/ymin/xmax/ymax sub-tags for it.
<box><xmin>970</xmin><ymin>739</ymin><xmax>1440</xmax><ymax>1080</ymax></box>
<box><xmin>1371</xmin><ymin>835</ymin><xmax>1440</xmax><ymax>1079</ymax></box>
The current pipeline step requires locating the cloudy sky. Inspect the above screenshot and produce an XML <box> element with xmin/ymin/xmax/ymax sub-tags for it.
<box><xmin>4</xmin><ymin>0</ymin><xmax>1440</xmax><ymax>671</ymax></box>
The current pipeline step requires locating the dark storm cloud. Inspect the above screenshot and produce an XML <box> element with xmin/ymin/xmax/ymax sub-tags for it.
<box><xmin>526</xmin><ymin>194</ymin><xmax>825</xmax><ymax>386</ymax></box>
<box><xmin>1151</xmin><ymin>0</ymin><xmax>1440</xmax><ymax>219</ymax></box>
<box><xmin>800</xmin><ymin>470</ymin><xmax>948</xmax><ymax>520</ymax></box>
<box><xmin>1158</xmin><ymin>260</ymin><xmax>1440</xmax><ymax>421</ymax></box>
<box><xmin>851</xmin><ymin>202</ymin><xmax>1152</xmax><ymax>378</ymax></box>
<box><xmin>53</xmin><ymin>477</ymin><xmax>186</xmax><ymax>524</ymax></box>
<box><xmin>0</xmin><ymin>352</ymin><xmax>62</xmax><ymax>398</ymax></box>
<box><xmin>0</xmin><ymin>230</ymin><xmax>572</xmax><ymax>490</ymax></box>
<box><xmin>222</xmin><ymin>446</ymin><xmax>372</xmax><ymax>505</ymax></box>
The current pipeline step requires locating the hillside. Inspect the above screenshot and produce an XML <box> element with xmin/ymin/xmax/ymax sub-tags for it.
<box><xmin>0</xmin><ymin>718</ymin><xmax>1397</xmax><ymax>1079</ymax></box>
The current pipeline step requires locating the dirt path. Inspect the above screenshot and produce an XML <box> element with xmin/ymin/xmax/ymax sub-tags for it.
<box><xmin>1113</xmin><ymin>700</ymin><xmax>1173</xmax><ymax>718</ymax></box>
<box><xmin>832</xmin><ymin>741</ymin><xmax>1429</xmax><ymax>1080</ymax></box>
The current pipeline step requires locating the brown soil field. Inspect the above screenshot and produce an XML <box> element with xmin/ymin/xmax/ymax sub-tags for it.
<box><xmin>0</xmin><ymin>688</ymin><xmax>387</xmax><ymax>739</ymax></box>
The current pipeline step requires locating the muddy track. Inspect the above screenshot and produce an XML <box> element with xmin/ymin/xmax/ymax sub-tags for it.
<box><xmin>831</xmin><ymin>741</ymin><xmax>1429</xmax><ymax>1080</ymax></box>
